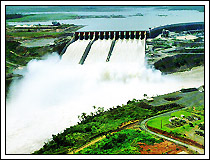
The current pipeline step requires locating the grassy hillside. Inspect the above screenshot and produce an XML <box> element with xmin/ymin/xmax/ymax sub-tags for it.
<box><xmin>77</xmin><ymin>129</ymin><xmax>163</xmax><ymax>154</ymax></box>
<box><xmin>147</xmin><ymin>104</ymin><xmax>204</xmax><ymax>146</ymax></box>
<box><xmin>147</xmin><ymin>89</ymin><xmax>204</xmax><ymax>146</ymax></box>
<box><xmin>32</xmin><ymin>89</ymin><xmax>205</xmax><ymax>154</ymax></box>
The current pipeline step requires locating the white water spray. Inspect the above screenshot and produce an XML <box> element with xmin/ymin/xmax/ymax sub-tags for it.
<box><xmin>6</xmin><ymin>39</ymin><xmax>204</xmax><ymax>154</ymax></box>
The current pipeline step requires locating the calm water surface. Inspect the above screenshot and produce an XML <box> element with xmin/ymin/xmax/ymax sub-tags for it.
<box><xmin>7</xmin><ymin>8</ymin><xmax>204</xmax><ymax>31</ymax></box>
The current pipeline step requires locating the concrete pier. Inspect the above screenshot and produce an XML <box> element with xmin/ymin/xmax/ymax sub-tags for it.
<box><xmin>79</xmin><ymin>40</ymin><xmax>96</xmax><ymax>65</ymax></box>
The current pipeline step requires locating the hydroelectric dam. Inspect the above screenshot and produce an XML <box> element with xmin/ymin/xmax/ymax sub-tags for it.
<box><xmin>61</xmin><ymin>31</ymin><xmax>146</xmax><ymax>65</ymax></box>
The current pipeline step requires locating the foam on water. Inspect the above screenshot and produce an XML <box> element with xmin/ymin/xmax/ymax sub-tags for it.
<box><xmin>6</xmin><ymin>39</ymin><xmax>204</xmax><ymax>154</ymax></box>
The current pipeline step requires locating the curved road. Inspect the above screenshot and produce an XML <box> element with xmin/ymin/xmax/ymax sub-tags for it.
<box><xmin>139</xmin><ymin>107</ymin><xmax>204</xmax><ymax>154</ymax></box>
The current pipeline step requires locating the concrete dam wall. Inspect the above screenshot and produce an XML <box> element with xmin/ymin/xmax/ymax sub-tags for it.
<box><xmin>74</xmin><ymin>31</ymin><xmax>146</xmax><ymax>40</ymax></box>
<box><xmin>61</xmin><ymin>31</ymin><xmax>146</xmax><ymax>65</ymax></box>
<box><xmin>147</xmin><ymin>22</ymin><xmax>204</xmax><ymax>38</ymax></box>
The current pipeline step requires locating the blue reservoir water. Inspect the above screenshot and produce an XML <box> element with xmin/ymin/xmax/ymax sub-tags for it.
<box><xmin>7</xmin><ymin>8</ymin><xmax>204</xmax><ymax>31</ymax></box>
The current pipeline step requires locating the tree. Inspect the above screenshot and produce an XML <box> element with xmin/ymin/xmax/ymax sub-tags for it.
<box><xmin>91</xmin><ymin>125</ymin><xmax>98</xmax><ymax>134</ymax></box>
<box><xmin>97</xmin><ymin>107</ymin><xmax>104</xmax><ymax>114</ymax></box>
<box><xmin>189</xmin><ymin>122</ymin><xmax>194</xmax><ymax>127</ymax></box>
<box><xmin>143</xmin><ymin>94</ymin><xmax>148</xmax><ymax>98</ymax></box>
<box><xmin>93</xmin><ymin>106</ymin><xmax>96</xmax><ymax>110</ymax></box>
<box><xmin>81</xmin><ymin>112</ymin><xmax>87</xmax><ymax>121</ymax></box>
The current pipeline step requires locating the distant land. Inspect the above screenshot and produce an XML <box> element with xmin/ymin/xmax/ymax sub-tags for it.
<box><xmin>6</xmin><ymin>6</ymin><xmax>204</xmax><ymax>14</ymax></box>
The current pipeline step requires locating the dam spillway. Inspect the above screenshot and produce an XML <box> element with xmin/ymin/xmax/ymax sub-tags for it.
<box><xmin>62</xmin><ymin>31</ymin><xmax>146</xmax><ymax>65</ymax></box>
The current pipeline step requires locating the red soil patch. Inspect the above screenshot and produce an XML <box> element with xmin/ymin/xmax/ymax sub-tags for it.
<box><xmin>147</xmin><ymin>125</ymin><xmax>204</xmax><ymax>149</ymax></box>
<box><xmin>138</xmin><ymin>140</ymin><xmax>188</xmax><ymax>154</ymax></box>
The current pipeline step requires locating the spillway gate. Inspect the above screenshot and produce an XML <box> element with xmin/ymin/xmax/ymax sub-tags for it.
<box><xmin>61</xmin><ymin>31</ymin><xmax>146</xmax><ymax>65</ymax></box>
<box><xmin>74</xmin><ymin>31</ymin><xmax>146</xmax><ymax>40</ymax></box>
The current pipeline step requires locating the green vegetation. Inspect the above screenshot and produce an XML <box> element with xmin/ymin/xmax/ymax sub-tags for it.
<box><xmin>133</xmin><ymin>13</ymin><xmax>144</xmax><ymax>16</ymax></box>
<box><xmin>174</xmin><ymin>41</ymin><xmax>204</xmax><ymax>48</ymax></box>
<box><xmin>6</xmin><ymin>13</ymin><xmax>126</xmax><ymax>23</ymax></box>
<box><xmin>6</xmin><ymin>31</ymin><xmax>64</xmax><ymax>39</ymax></box>
<box><xmin>6</xmin><ymin>14</ymin><xmax>30</xmax><ymax>20</ymax></box>
<box><xmin>6</xmin><ymin>6</ymin><xmax>124</xmax><ymax>14</ymax></box>
<box><xmin>33</xmin><ymin>99</ymin><xmax>184</xmax><ymax>154</ymax></box>
<box><xmin>167</xmin><ymin>48</ymin><xmax>204</xmax><ymax>54</ymax></box>
<box><xmin>158</xmin><ymin>14</ymin><xmax>168</xmax><ymax>17</ymax></box>
<box><xmin>6</xmin><ymin>40</ymin><xmax>52</xmax><ymax>74</ymax></box>
<box><xmin>5</xmin><ymin>38</ymin><xmax>59</xmax><ymax>97</ymax></box>
<box><xmin>154</xmin><ymin>54</ymin><xmax>204</xmax><ymax>73</ymax></box>
<box><xmin>32</xmin><ymin>90</ymin><xmax>204</xmax><ymax>154</ymax></box>
<box><xmin>5</xmin><ymin>15</ymin><xmax>205</xmax><ymax>154</ymax></box>
<box><xmin>146</xmin><ymin>89</ymin><xmax>203</xmax><ymax>108</ymax></box>
<box><xmin>147</xmin><ymin>104</ymin><xmax>204</xmax><ymax>139</ymax></box>
<box><xmin>6</xmin><ymin>23</ymin><xmax>83</xmax><ymax>97</ymax></box>
<box><xmin>144</xmin><ymin>89</ymin><xmax>204</xmax><ymax>146</ymax></box>
<box><xmin>166</xmin><ymin>6</ymin><xmax>204</xmax><ymax>12</ymax></box>
<box><xmin>152</xmin><ymin>41</ymin><xmax>172</xmax><ymax>50</ymax></box>
<box><xmin>77</xmin><ymin>129</ymin><xmax>163</xmax><ymax>154</ymax></box>
<box><xmin>146</xmin><ymin>28</ymin><xmax>204</xmax><ymax>74</ymax></box>
<box><xmin>6</xmin><ymin>6</ymin><xmax>204</xmax><ymax>15</ymax></box>
<box><xmin>5</xmin><ymin>40</ymin><xmax>47</xmax><ymax>96</ymax></box>
<box><xmin>6</xmin><ymin>13</ymin><xmax>79</xmax><ymax>22</ymax></box>
<box><xmin>164</xmin><ymin>96</ymin><xmax>181</xmax><ymax>101</ymax></box>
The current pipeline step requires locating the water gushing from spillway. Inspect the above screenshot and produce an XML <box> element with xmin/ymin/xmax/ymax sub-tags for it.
<box><xmin>61</xmin><ymin>40</ymin><xmax>91</xmax><ymax>64</ymax></box>
<box><xmin>110</xmin><ymin>39</ymin><xmax>145</xmax><ymax>63</ymax></box>
<box><xmin>6</xmin><ymin>39</ymin><xmax>204</xmax><ymax>154</ymax></box>
<box><xmin>84</xmin><ymin>39</ymin><xmax>112</xmax><ymax>64</ymax></box>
